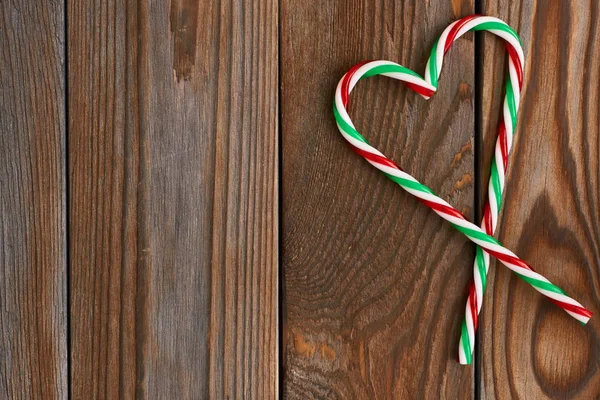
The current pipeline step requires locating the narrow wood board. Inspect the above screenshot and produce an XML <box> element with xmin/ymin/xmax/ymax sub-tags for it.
<box><xmin>0</xmin><ymin>1</ymin><xmax>68</xmax><ymax>398</ymax></box>
<box><xmin>68</xmin><ymin>0</ymin><xmax>278</xmax><ymax>398</ymax></box>
<box><xmin>281</xmin><ymin>1</ymin><xmax>476</xmax><ymax>398</ymax></box>
<box><xmin>479</xmin><ymin>1</ymin><xmax>600</xmax><ymax>398</ymax></box>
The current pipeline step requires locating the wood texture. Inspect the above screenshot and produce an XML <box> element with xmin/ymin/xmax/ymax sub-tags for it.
<box><xmin>4</xmin><ymin>0</ymin><xmax>600</xmax><ymax>397</ymax></box>
<box><xmin>479</xmin><ymin>1</ymin><xmax>600</xmax><ymax>398</ymax></box>
<box><xmin>0</xmin><ymin>1</ymin><xmax>67</xmax><ymax>398</ymax></box>
<box><xmin>68</xmin><ymin>0</ymin><xmax>278</xmax><ymax>398</ymax></box>
<box><xmin>281</xmin><ymin>1</ymin><xmax>477</xmax><ymax>398</ymax></box>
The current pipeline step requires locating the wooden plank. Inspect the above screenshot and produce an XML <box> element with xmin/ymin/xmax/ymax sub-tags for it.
<box><xmin>479</xmin><ymin>1</ymin><xmax>600</xmax><ymax>398</ymax></box>
<box><xmin>281</xmin><ymin>2</ymin><xmax>476</xmax><ymax>398</ymax></box>
<box><xmin>0</xmin><ymin>1</ymin><xmax>67</xmax><ymax>398</ymax></box>
<box><xmin>67</xmin><ymin>0</ymin><xmax>138</xmax><ymax>396</ymax></box>
<box><xmin>68</xmin><ymin>0</ymin><xmax>278</xmax><ymax>398</ymax></box>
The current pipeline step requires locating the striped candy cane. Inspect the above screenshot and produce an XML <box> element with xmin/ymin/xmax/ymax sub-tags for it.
<box><xmin>436</xmin><ymin>15</ymin><xmax>524</xmax><ymax>365</ymax></box>
<box><xmin>333</xmin><ymin>15</ymin><xmax>592</xmax><ymax>364</ymax></box>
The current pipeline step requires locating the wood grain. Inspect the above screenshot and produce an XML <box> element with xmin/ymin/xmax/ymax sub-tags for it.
<box><xmin>479</xmin><ymin>1</ymin><xmax>600</xmax><ymax>398</ymax></box>
<box><xmin>68</xmin><ymin>0</ymin><xmax>278</xmax><ymax>398</ymax></box>
<box><xmin>0</xmin><ymin>1</ymin><xmax>67</xmax><ymax>399</ymax></box>
<box><xmin>281</xmin><ymin>1</ymin><xmax>477</xmax><ymax>398</ymax></box>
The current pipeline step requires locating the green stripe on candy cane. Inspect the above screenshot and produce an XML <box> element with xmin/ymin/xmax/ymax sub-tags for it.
<box><xmin>428</xmin><ymin>39</ymin><xmax>440</xmax><ymax>87</ymax></box>
<box><xmin>361</xmin><ymin>64</ymin><xmax>423</xmax><ymax>79</ymax></box>
<box><xmin>449</xmin><ymin>223</ymin><xmax>501</xmax><ymax>246</ymax></box>
<box><xmin>476</xmin><ymin>247</ymin><xmax>487</xmax><ymax>292</ymax></box>
<box><xmin>460</xmin><ymin>321</ymin><xmax>472</xmax><ymax>365</ymax></box>
<box><xmin>490</xmin><ymin>160</ymin><xmax>503</xmax><ymax>209</ymax></box>
<box><xmin>384</xmin><ymin>174</ymin><xmax>436</xmax><ymax>196</ymax></box>
<box><xmin>515</xmin><ymin>273</ymin><xmax>568</xmax><ymax>296</ymax></box>
<box><xmin>505</xmin><ymin>79</ymin><xmax>518</xmax><ymax>128</ymax></box>
<box><xmin>333</xmin><ymin>105</ymin><xmax>367</xmax><ymax>144</ymax></box>
<box><xmin>471</xmin><ymin>21</ymin><xmax>522</xmax><ymax>44</ymax></box>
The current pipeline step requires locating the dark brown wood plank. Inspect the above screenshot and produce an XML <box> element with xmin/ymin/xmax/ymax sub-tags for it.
<box><xmin>68</xmin><ymin>0</ymin><xmax>278</xmax><ymax>398</ymax></box>
<box><xmin>479</xmin><ymin>1</ymin><xmax>600</xmax><ymax>397</ymax></box>
<box><xmin>281</xmin><ymin>2</ymin><xmax>476</xmax><ymax>398</ymax></box>
<box><xmin>0</xmin><ymin>1</ymin><xmax>67</xmax><ymax>398</ymax></box>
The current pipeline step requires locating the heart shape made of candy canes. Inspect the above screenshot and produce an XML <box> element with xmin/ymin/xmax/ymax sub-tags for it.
<box><xmin>332</xmin><ymin>15</ymin><xmax>592</xmax><ymax>365</ymax></box>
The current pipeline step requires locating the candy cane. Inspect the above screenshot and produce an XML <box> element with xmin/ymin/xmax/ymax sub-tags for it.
<box><xmin>332</xmin><ymin>15</ymin><xmax>592</xmax><ymax>365</ymax></box>
<box><xmin>432</xmin><ymin>15</ymin><xmax>525</xmax><ymax>365</ymax></box>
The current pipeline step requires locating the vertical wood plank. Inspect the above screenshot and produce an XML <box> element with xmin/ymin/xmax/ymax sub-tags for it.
<box><xmin>0</xmin><ymin>1</ymin><xmax>67</xmax><ymax>398</ymax></box>
<box><xmin>281</xmin><ymin>2</ymin><xmax>475</xmax><ymax>398</ymax></box>
<box><xmin>479</xmin><ymin>1</ymin><xmax>600</xmax><ymax>398</ymax></box>
<box><xmin>68</xmin><ymin>0</ymin><xmax>278</xmax><ymax>398</ymax></box>
<box><xmin>67</xmin><ymin>0</ymin><xmax>139</xmax><ymax>396</ymax></box>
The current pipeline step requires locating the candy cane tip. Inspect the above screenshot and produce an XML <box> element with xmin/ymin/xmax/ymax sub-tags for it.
<box><xmin>458</xmin><ymin>352</ymin><xmax>472</xmax><ymax>365</ymax></box>
<box><xmin>577</xmin><ymin>307</ymin><xmax>593</xmax><ymax>322</ymax></box>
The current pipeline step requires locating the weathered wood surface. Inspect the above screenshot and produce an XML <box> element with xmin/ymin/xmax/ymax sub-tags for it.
<box><xmin>479</xmin><ymin>1</ymin><xmax>600</xmax><ymax>398</ymax></box>
<box><xmin>68</xmin><ymin>0</ymin><xmax>278</xmax><ymax>398</ymax></box>
<box><xmin>281</xmin><ymin>1</ymin><xmax>477</xmax><ymax>398</ymax></box>
<box><xmin>3</xmin><ymin>0</ymin><xmax>600</xmax><ymax>398</ymax></box>
<box><xmin>0</xmin><ymin>1</ymin><xmax>68</xmax><ymax>398</ymax></box>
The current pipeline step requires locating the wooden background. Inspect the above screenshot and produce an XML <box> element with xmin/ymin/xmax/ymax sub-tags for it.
<box><xmin>0</xmin><ymin>0</ymin><xmax>598</xmax><ymax>398</ymax></box>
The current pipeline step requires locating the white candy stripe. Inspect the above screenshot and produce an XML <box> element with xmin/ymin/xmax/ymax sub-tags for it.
<box><xmin>503</xmin><ymin>101</ymin><xmax>514</xmax><ymax>140</ymax></box>
<box><xmin>535</xmin><ymin>288</ymin><xmax>586</xmax><ymax>308</ymax></box>
<box><xmin>379</xmin><ymin>73</ymin><xmax>435</xmax><ymax>89</ymax></box>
